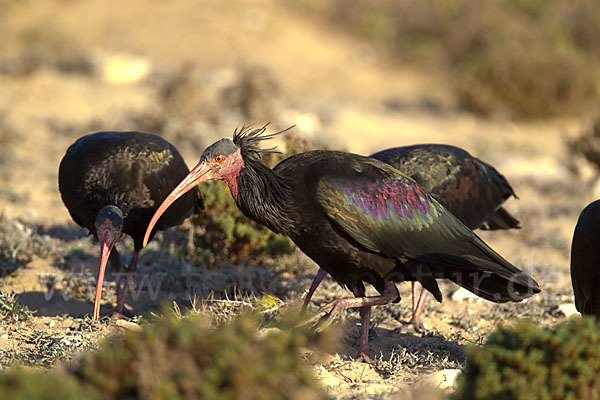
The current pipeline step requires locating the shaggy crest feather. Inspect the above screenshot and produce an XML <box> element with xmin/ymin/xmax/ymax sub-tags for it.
<box><xmin>233</xmin><ymin>124</ymin><xmax>295</xmax><ymax>159</ymax></box>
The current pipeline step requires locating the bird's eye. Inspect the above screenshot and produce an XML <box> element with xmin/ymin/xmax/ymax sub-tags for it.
<box><xmin>215</xmin><ymin>155</ymin><xmax>224</xmax><ymax>162</ymax></box>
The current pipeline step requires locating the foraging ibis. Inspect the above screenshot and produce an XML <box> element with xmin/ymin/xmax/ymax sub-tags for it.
<box><xmin>58</xmin><ymin>131</ymin><xmax>203</xmax><ymax>320</ymax></box>
<box><xmin>304</xmin><ymin>144</ymin><xmax>520</xmax><ymax>330</ymax></box>
<box><xmin>143</xmin><ymin>126</ymin><xmax>540</xmax><ymax>359</ymax></box>
<box><xmin>571</xmin><ymin>200</ymin><xmax>600</xmax><ymax>317</ymax></box>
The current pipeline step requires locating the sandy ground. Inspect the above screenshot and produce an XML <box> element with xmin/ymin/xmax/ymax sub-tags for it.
<box><xmin>0</xmin><ymin>0</ymin><xmax>597</xmax><ymax>398</ymax></box>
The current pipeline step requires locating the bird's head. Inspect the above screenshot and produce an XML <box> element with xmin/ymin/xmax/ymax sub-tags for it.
<box><xmin>95</xmin><ymin>205</ymin><xmax>124</xmax><ymax>249</ymax></box>
<box><xmin>142</xmin><ymin>124</ymin><xmax>293</xmax><ymax>247</ymax></box>
<box><xmin>93</xmin><ymin>205</ymin><xmax>123</xmax><ymax>320</ymax></box>
<box><xmin>196</xmin><ymin>137</ymin><xmax>245</xmax><ymax>182</ymax></box>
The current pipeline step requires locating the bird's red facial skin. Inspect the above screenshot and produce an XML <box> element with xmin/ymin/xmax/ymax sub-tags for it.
<box><xmin>216</xmin><ymin>150</ymin><xmax>244</xmax><ymax>199</ymax></box>
<box><xmin>210</xmin><ymin>149</ymin><xmax>244</xmax><ymax>186</ymax></box>
<box><xmin>93</xmin><ymin>223</ymin><xmax>122</xmax><ymax>320</ymax></box>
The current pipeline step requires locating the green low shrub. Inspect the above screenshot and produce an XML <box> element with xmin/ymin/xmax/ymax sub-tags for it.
<box><xmin>0</xmin><ymin>311</ymin><xmax>331</xmax><ymax>400</ymax></box>
<box><xmin>73</xmin><ymin>312</ymin><xmax>326</xmax><ymax>400</ymax></box>
<box><xmin>0</xmin><ymin>369</ymin><xmax>97</xmax><ymax>400</ymax></box>
<box><xmin>455</xmin><ymin>317</ymin><xmax>600</xmax><ymax>400</ymax></box>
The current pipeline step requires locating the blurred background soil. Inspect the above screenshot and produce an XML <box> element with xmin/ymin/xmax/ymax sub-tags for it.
<box><xmin>1</xmin><ymin>0</ymin><xmax>600</xmax><ymax>398</ymax></box>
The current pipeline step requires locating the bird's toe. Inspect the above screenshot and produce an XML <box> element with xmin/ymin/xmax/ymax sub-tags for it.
<box><xmin>109</xmin><ymin>310</ymin><xmax>133</xmax><ymax>321</ymax></box>
<box><xmin>356</xmin><ymin>352</ymin><xmax>372</xmax><ymax>363</ymax></box>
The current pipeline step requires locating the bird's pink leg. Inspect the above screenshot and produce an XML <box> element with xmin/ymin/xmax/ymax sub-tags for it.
<box><xmin>408</xmin><ymin>287</ymin><xmax>428</xmax><ymax>332</ymax></box>
<box><xmin>302</xmin><ymin>267</ymin><xmax>328</xmax><ymax>310</ymax></box>
<box><xmin>351</xmin><ymin>286</ymin><xmax>372</xmax><ymax>362</ymax></box>
<box><xmin>114</xmin><ymin>251</ymin><xmax>138</xmax><ymax>319</ymax></box>
<box><xmin>309</xmin><ymin>280</ymin><xmax>400</xmax><ymax>360</ymax></box>
<box><xmin>357</xmin><ymin>305</ymin><xmax>371</xmax><ymax>362</ymax></box>
<box><xmin>411</xmin><ymin>282</ymin><xmax>418</xmax><ymax>313</ymax></box>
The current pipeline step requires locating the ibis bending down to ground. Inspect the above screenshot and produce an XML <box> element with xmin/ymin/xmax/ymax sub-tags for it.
<box><xmin>143</xmin><ymin>126</ymin><xmax>540</xmax><ymax>359</ymax></box>
<box><xmin>571</xmin><ymin>200</ymin><xmax>600</xmax><ymax>318</ymax></box>
<box><xmin>304</xmin><ymin>144</ymin><xmax>521</xmax><ymax>330</ymax></box>
<box><xmin>59</xmin><ymin>131</ymin><xmax>203</xmax><ymax>320</ymax></box>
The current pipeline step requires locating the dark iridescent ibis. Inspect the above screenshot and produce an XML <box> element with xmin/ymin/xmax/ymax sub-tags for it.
<box><xmin>143</xmin><ymin>126</ymin><xmax>540</xmax><ymax>359</ymax></box>
<box><xmin>571</xmin><ymin>200</ymin><xmax>600</xmax><ymax>318</ymax></box>
<box><xmin>303</xmin><ymin>144</ymin><xmax>520</xmax><ymax>330</ymax></box>
<box><xmin>58</xmin><ymin>131</ymin><xmax>203</xmax><ymax>320</ymax></box>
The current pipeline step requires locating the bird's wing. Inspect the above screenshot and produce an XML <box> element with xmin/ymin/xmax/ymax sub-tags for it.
<box><xmin>134</xmin><ymin>143</ymin><xmax>203</xmax><ymax>212</ymax></box>
<box><xmin>371</xmin><ymin>145</ymin><xmax>518</xmax><ymax>230</ymax></box>
<box><xmin>314</xmin><ymin>158</ymin><xmax>529</xmax><ymax>278</ymax></box>
<box><xmin>312</xmin><ymin>156</ymin><xmax>539</xmax><ymax>301</ymax></box>
<box><xmin>315</xmin><ymin>160</ymin><xmax>474</xmax><ymax>260</ymax></box>
<box><xmin>417</xmin><ymin>157</ymin><xmax>514</xmax><ymax>229</ymax></box>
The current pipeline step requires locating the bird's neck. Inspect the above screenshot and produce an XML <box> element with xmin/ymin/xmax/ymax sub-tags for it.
<box><xmin>231</xmin><ymin>159</ymin><xmax>294</xmax><ymax>235</ymax></box>
<box><xmin>223</xmin><ymin>174</ymin><xmax>241</xmax><ymax>200</ymax></box>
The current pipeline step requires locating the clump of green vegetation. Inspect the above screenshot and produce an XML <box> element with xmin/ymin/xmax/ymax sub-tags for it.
<box><xmin>0</xmin><ymin>369</ymin><xmax>98</xmax><ymax>400</ymax></box>
<box><xmin>73</xmin><ymin>312</ymin><xmax>327</xmax><ymax>399</ymax></box>
<box><xmin>0</xmin><ymin>310</ymin><xmax>332</xmax><ymax>400</ymax></box>
<box><xmin>193</xmin><ymin>132</ymin><xmax>313</xmax><ymax>265</ymax></box>
<box><xmin>0</xmin><ymin>291</ymin><xmax>32</xmax><ymax>323</ymax></box>
<box><xmin>454</xmin><ymin>317</ymin><xmax>600</xmax><ymax>400</ymax></box>
<box><xmin>295</xmin><ymin>0</ymin><xmax>600</xmax><ymax>118</ymax></box>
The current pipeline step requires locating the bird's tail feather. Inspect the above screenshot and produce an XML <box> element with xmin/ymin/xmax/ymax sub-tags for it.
<box><xmin>480</xmin><ymin>207</ymin><xmax>521</xmax><ymax>230</ymax></box>
<box><xmin>402</xmin><ymin>261</ymin><xmax>443</xmax><ymax>303</ymax></box>
<box><xmin>447</xmin><ymin>267</ymin><xmax>539</xmax><ymax>303</ymax></box>
<box><xmin>415</xmin><ymin>251</ymin><xmax>540</xmax><ymax>302</ymax></box>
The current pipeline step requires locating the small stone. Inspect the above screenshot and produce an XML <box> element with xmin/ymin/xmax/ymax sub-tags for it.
<box><xmin>48</xmin><ymin>320</ymin><xmax>55</xmax><ymax>328</ymax></box>
<box><xmin>113</xmin><ymin>320</ymin><xmax>142</xmax><ymax>331</ymax></box>
<box><xmin>0</xmin><ymin>333</ymin><xmax>8</xmax><ymax>340</ymax></box>
<box><xmin>451</xmin><ymin>287</ymin><xmax>480</xmax><ymax>302</ymax></box>
<box><xmin>558</xmin><ymin>303</ymin><xmax>579</xmax><ymax>318</ymax></box>
<box><xmin>422</xmin><ymin>368</ymin><xmax>461</xmax><ymax>390</ymax></box>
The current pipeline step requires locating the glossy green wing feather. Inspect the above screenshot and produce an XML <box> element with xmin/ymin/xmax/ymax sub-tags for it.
<box><xmin>317</xmin><ymin>174</ymin><xmax>458</xmax><ymax>258</ymax></box>
<box><xmin>315</xmin><ymin>160</ymin><xmax>476</xmax><ymax>261</ymax></box>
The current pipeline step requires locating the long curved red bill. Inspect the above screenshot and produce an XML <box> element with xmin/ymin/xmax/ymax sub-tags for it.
<box><xmin>143</xmin><ymin>161</ymin><xmax>211</xmax><ymax>247</ymax></box>
<box><xmin>93</xmin><ymin>234</ymin><xmax>113</xmax><ymax>320</ymax></box>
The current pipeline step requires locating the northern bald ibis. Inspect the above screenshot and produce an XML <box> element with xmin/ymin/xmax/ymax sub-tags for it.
<box><xmin>59</xmin><ymin>131</ymin><xmax>203</xmax><ymax>320</ymax></box>
<box><xmin>143</xmin><ymin>126</ymin><xmax>539</xmax><ymax>359</ymax></box>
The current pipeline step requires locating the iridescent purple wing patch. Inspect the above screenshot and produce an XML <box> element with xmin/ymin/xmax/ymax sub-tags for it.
<box><xmin>337</xmin><ymin>176</ymin><xmax>437</xmax><ymax>225</ymax></box>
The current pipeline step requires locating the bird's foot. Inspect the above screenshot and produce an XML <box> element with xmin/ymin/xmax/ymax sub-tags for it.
<box><xmin>110</xmin><ymin>311</ymin><xmax>133</xmax><ymax>321</ymax></box>
<box><xmin>95</xmin><ymin>309</ymin><xmax>133</xmax><ymax>322</ymax></box>
<box><xmin>413</xmin><ymin>320</ymin><xmax>427</xmax><ymax>333</ymax></box>
<box><xmin>297</xmin><ymin>299</ymin><xmax>344</xmax><ymax>331</ymax></box>
<box><xmin>404</xmin><ymin>317</ymin><xmax>427</xmax><ymax>333</ymax></box>
<box><xmin>356</xmin><ymin>352</ymin><xmax>372</xmax><ymax>363</ymax></box>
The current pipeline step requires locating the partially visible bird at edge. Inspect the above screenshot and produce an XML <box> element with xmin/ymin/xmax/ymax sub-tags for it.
<box><xmin>571</xmin><ymin>200</ymin><xmax>600</xmax><ymax>319</ymax></box>
<box><xmin>143</xmin><ymin>125</ymin><xmax>540</xmax><ymax>360</ymax></box>
<box><xmin>58</xmin><ymin>131</ymin><xmax>203</xmax><ymax>320</ymax></box>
